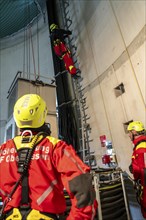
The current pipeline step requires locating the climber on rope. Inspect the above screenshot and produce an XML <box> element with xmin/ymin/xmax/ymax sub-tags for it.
<box><xmin>50</xmin><ymin>23</ymin><xmax>80</xmax><ymax>77</ymax></box>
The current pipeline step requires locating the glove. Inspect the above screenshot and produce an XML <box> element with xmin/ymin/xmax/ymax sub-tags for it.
<box><xmin>129</xmin><ymin>164</ymin><xmax>133</xmax><ymax>174</ymax></box>
<box><xmin>134</xmin><ymin>179</ymin><xmax>143</xmax><ymax>204</ymax></box>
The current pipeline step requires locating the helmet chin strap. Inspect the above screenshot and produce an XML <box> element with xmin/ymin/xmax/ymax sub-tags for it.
<box><xmin>132</xmin><ymin>133</ymin><xmax>135</xmax><ymax>141</ymax></box>
<box><xmin>132</xmin><ymin>132</ymin><xmax>140</xmax><ymax>141</ymax></box>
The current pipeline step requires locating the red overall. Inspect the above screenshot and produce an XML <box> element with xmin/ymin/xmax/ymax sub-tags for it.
<box><xmin>50</xmin><ymin>28</ymin><xmax>77</xmax><ymax>75</ymax></box>
<box><xmin>131</xmin><ymin>135</ymin><xmax>146</xmax><ymax>218</ymax></box>
<box><xmin>0</xmin><ymin>135</ymin><xmax>97</xmax><ymax>219</ymax></box>
<box><xmin>53</xmin><ymin>40</ymin><xmax>77</xmax><ymax>75</ymax></box>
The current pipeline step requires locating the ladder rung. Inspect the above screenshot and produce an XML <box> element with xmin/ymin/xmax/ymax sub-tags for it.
<box><xmin>64</xmin><ymin>1</ymin><xmax>69</xmax><ymax>7</ymax></box>
<box><xmin>69</xmin><ymin>37</ymin><xmax>74</xmax><ymax>42</ymax></box>
<box><xmin>78</xmin><ymin>149</ymin><xmax>89</xmax><ymax>152</ymax></box>
<box><xmin>64</xmin><ymin>10</ymin><xmax>69</xmax><ymax>16</ymax></box>
<box><xmin>82</xmin><ymin>107</ymin><xmax>88</xmax><ymax>111</ymax></box>
<box><xmin>67</xmin><ymin>19</ymin><xmax>72</xmax><ymax>25</ymax></box>
<box><xmin>85</xmin><ymin>139</ymin><xmax>93</xmax><ymax>143</ymax></box>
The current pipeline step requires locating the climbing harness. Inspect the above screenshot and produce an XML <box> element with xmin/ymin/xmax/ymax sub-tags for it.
<box><xmin>0</xmin><ymin>131</ymin><xmax>47</xmax><ymax>220</ymax></box>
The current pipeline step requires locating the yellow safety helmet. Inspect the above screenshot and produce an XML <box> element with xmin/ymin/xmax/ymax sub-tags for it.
<box><xmin>50</xmin><ymin>23</ymin><xmax>58</xmax><ymax>32</ymax></box>
<box><xmin>127</xmin><ymin>121</ymin><xmax>145</xmax><ymax>132</ymax></box>
<box><xmin>13</xmin><ymin>94</ymin><xmax>47</xmax><ymax>129</ymax></box>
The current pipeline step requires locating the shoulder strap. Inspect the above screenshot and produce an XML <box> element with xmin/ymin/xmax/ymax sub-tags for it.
<box><xmin>135</xmin><ymin>140</ymin><xmax>146</xmax><ymax>149</ymax></box>
<box><xmin>18</xmin><ymin>131</ymin><xmax>47</xmax><ymax>207</ymax></box>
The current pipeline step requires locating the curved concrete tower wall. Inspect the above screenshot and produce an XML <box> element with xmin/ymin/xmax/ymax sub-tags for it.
<box><xmin>58</xmin><ymin>0</ymin><xmax>146</xmax><ymax>173</ymax></box>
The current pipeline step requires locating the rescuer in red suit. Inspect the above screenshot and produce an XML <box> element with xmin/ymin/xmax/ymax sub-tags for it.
<box><xmin>50</xmin><ymin>23</ymin><xmax>80</xmax><ymax>76</ymax></box>
<box><xmin>127</xmin><ymin>121</ymin><xmax>146</xmax><ymax>218</ymax></box>
<box><xmin>0</xmin><ymin>94</ymin><xmax>97</xmax><ymax>220</ymax></box>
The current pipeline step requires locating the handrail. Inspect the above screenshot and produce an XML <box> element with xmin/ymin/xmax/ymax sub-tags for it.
<box><xmin>7</xmin><ymin>71</ymin><xmax>22</xmax><ymax>95</ymax></box>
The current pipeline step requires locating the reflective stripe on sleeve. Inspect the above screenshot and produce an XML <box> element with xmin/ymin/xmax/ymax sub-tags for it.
<box><xmin>0</xmin><ymin>188</ymin><xmax>7</xmax><ymax>196</ymax></box>
<box><xmin>37</xmin><ymin>180</ymin><xmax>57</xmax><ymax>205</ymax></box>
<box><xmin>63</xmin><ymin>149</ymin><xmax>85</xmax><ymax>173</ymax></box>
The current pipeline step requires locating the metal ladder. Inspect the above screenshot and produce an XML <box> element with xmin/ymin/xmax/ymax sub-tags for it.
<box><xmin>58</xmin><ymin>0</ymin><xmax>96</xmax><ymax>166</ymax></box>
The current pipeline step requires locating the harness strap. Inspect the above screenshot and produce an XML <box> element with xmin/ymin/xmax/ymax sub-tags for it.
<box><xmin>21</xmin><ymin>175</ymin><xmax>29</xmax><ymax>206</ymax></box>
<box><xmin>17</xmin><ymin>147</ymin><xmax>30</xmax><ymax>207</ymax></box>
<box><xmin>134</xmin><ymin>140</ymin><xmax>146</xmax><ymax>148</ymax></box>
<box><xmin>19</xmin><ymin>131</ymin><xmax>47</xmax><ymax>207</ymax></box>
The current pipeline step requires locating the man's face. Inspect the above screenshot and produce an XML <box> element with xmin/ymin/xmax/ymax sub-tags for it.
<box><xmin>128</xmin><ymin>130</ymin><xmax>137</xmax><ymax>141</ymax></box>
<box><xmin>128</xmin><ymin>131</ymin><xmax>134</xmax><ymax>141</ymax></box>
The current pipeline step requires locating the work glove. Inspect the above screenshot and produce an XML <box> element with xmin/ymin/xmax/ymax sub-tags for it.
<box><xmin>129</xmin><ymin>164</ymin><xmax>133</xmax><ymax>174</ymax></box>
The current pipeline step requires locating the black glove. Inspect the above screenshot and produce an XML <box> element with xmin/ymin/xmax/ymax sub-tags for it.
<box><xmin>129</xmin><ymin>164</ymin><xmax>133</xmax><ymax>174</ymax></box>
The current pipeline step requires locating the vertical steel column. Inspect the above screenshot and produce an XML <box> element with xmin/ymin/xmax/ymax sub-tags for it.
<box><xmin>93</xmin><ymin>174</ymin><xmax>102</xmax><ymax>220</ymax></box>
<box><xmin>120</xmin><ymin>172</ymin><xmax>131</xmax><ymax>220</ymax></box>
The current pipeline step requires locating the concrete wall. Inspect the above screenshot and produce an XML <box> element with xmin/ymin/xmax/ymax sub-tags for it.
<box><xmin>66</xmin><ymin>0</ymin><xmax>146</xmax><ymax>172</ymax></box>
